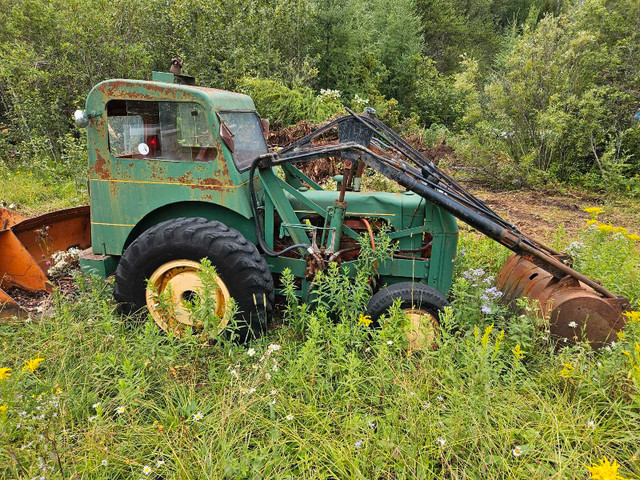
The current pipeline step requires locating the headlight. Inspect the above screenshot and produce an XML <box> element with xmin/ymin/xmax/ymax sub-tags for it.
<box><xmin>74</xmin><ymin>109</ymin><xmax>89</xmax><ymax>128</ymax></box>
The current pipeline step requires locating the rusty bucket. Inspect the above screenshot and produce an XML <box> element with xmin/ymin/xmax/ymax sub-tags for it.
<box><xmin>497</xmin><ymin>254</ymin><xmax>629</xmax><ymax>348</ymax></box>
<box><xmin>0</xmin><ymin>206</ymin><xmax>91</xmax><ymax>316</ymax></box>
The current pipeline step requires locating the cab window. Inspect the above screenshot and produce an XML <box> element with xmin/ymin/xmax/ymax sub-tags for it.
<box><xmin>218</xmin><ymin>111</ymin><xmax>268</xmax><ymax>171</ymax></box>
<box><xmin>106</xmin><ymin>100</ymin><xmax>217</xmax><ymax>162</ymax></box>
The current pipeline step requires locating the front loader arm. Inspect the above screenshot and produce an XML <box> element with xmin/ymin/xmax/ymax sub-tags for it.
<box><xmin>254</xmin><ymin>111</ymin><xmax>629</xmax><ymax>346</ymax></box>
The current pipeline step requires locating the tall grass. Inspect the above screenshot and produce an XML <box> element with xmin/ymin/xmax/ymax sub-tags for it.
<box><xmin>1</xmin><ymin>226</ymin><xmax>639</xmax><ymax>479</ymax></box>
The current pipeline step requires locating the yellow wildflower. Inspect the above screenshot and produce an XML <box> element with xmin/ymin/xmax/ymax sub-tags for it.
<box><xmin>358</xmin><ymin>314</ymin><xmax>372</xmax><ymax>327</ymax></box>
<box><xmin>623</xmin><ymin>311</ymin><xmax>640</xmax><ymax>323</ymax></box>
<box><xmin>22</xmin><ymin>358</ymin><xmax>44</xmax><ymax>373</ymax></box>
<box><xmin>511</xmin><ymin>344</ymin><xmax>524</xmax><ymax>359</ymax></box>
<box><xmin>587</xmin><ymin>219</ymin><xmax>598</xmax><ymax>225</ymax></box>
<box><xmin>560</xmin><ymin>363</ymin><xmax>575</xmax><ymax>378</ymax></box>
<box><xmin>0</xmin><ymin>404</ymin><xmax>7</xmax><ymax>414</ymax></box>
<box><xmin>584</xmin><ymin>207</ymin><xmax>603</xmax><ymax>215</ymax></box>
<box><xmin>597</xmin><ymin>224</ymin><xmax>614</xmax><ymax>234</ymax></box>
<box><xmin>627</xmin><ymin>234</ymin><xmax>640</xmax><ymax>242</ymax></box>
<box><xmin>586</xmin><ymin>456</ymin><xmax>629</xmax><ymax>480</ymax></box>
<box><xmin>0</xmin><ymin>368</ymin><xmax>11</xmax><ymax>380</ymax></box>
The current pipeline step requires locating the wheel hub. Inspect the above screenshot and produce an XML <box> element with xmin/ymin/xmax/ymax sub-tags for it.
<box><xmin>145</xmin><ymin>259</ymin><xmax>231</xmax><ymax>335</ymax></box>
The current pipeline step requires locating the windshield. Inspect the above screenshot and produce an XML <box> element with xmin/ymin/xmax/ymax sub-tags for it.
<box><xmin>218</xmin><ymin>111</ymin><xmax>268</xmax><ymax>171</ymax></box>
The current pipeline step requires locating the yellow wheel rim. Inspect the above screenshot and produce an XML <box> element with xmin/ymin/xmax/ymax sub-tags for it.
<box><xmin>403</xmin><ymin>308</ymin><xmax>439</xmax><ymax>351</ymax></box>
<box><xmin>145</xmin><ymin>259</ymin><xmax>231</xmax><ymax>336</ymax></box>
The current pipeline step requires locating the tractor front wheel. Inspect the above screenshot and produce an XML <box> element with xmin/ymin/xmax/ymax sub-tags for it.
<box><xmin>114</xmin><ymin>217</ymin><xmax>274</xmax><ymax>342</ymax></box>
<box><xmin>366</xmin><ymin>282</ymin><xmax>448</xmax><ymax>351</ymax></box>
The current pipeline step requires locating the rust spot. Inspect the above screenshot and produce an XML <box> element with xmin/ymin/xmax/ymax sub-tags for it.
<box><xmin>176</xmin><ymin>172</ymin><xmax>194</xmax><ymax>184</ymax></box>
<box><xmin>198</xmin><ymin>178</ymin><xmax>224</xmax><ymax>187</ymax></box>
<box><xmin>202</xmin><ymin>194</ymin><xmax>213</xmax><ymax>200</ymax></box>
<box><xmin>94</xmin><ymin>152</ymin><xmax>109</xmax><ymax>178</ymax></box>
<box><xmin>97</xmin><ymin>80</ymin><xmax>198</xmax><ymax>103</ymax></box>
<box><xmin>129</xmin><ymin>162</ymin><xmax>134</xmax><ymax>168</ymax></box>
<box><xmin>150</xmin><ymin>162</ymin><xmax>166</xmax><ymax>179</ymax></box>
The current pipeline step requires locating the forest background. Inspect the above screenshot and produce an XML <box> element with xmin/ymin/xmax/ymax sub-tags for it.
<box><xmin>0</xmin><ymin>0</ymin><xmax>639</xmax><ymax>194</ymax></box>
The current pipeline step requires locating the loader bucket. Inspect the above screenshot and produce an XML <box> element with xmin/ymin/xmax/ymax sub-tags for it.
<box><xmin>497</xmin><ymin>254</ymin><xmax>629</xmax><ymax>348</ymax></box>
<box><xmin>0</xmin><ymin>206</ymin><xmax>91</xmax><ymax>316</ymax></box>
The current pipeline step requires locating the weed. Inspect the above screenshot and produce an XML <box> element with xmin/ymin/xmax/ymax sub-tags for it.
<box><xmin>1</xmin><ymin>227</ymin><xmax>639</xmax><ymax>478</ymax></box>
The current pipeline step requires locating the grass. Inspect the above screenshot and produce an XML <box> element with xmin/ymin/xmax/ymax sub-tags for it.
<box><xmin>1</xmin><ymin>157</ymin><xmax>639</xmax><ymax>478</ymax></box>
<box><xmin>0</xmin><ymin>169</ymin><xmax>87</xmax><ymax>215</ymax></box>
<box><xmin>1</xmin><ymin>223</ymin><xmax>640</xmax><ymax>479</ymax></box>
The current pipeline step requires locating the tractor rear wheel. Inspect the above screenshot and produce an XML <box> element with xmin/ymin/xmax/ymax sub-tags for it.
<box><xmin>366</xmin><ymin>282</ymin><xmax>448</xmax><ymax>351</ymax></box>
<box><xmin>114</xmin><ymin>217</ymin><xmax>273</xmax><ymax>342</ymax></box>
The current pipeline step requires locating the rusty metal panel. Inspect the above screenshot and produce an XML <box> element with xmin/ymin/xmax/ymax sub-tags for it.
<box><xmin>84</xmin><ymin>79</ymin><xmax>257</xmax><ymax>256</ymax></box>
<box><xmin>12</xmin><ymin>206</ymin><xmax>91</xmax><ymax>273</ymax></box>
<box><xmin>0</xmin><ymin>286</ymin><xmax>20</xmax><ymax>316</ymax></box>
<box><xmin>1</xmin><ymin>208</ymin><xmax>28</xmax><ymax>230</ymax></box>
<box><xmin>0</xmin><ymin>229</ymin><xmax>49</xmax><ymax>291</ymax></box>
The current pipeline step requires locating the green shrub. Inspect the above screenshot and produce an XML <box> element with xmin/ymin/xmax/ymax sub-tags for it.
<box><xmin>237</xmin><ymin>77</ymin><xmax>344</xmax><ymax>127</ymax></box>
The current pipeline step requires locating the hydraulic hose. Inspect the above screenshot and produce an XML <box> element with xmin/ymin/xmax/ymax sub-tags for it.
<box><xmin>249</xmin><ymin>156</ymin><xmax>310</xmax><ymax>257</ymax></box>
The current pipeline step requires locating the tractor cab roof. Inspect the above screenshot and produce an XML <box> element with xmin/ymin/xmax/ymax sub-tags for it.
<box><xmin>86</xmin><ymin>72</ymin><xmax>256</xmax><ymax>112</ymax></box>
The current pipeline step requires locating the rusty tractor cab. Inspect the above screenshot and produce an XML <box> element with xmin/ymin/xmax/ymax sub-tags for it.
<box><xmin>0</xmin><ymin>70</ymin><xmax>629</xmax><ymax>348</ymax></box>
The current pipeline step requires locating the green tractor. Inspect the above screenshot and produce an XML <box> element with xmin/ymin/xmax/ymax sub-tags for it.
<box><xmin>0</xmin><ymin>68</ymin><xmax>628</xmax><ymax>348</ymax></box>
<box><xmin>76</xmin><ymin>70</ymin><xmax>458</xmax><ymax>345</ymax></box>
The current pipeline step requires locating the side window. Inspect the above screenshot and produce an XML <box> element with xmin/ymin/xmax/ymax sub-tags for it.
<box><xmin>106</xmin><ymin>100</ymin><xmax>217</xmax><ymax>161</ymax></box>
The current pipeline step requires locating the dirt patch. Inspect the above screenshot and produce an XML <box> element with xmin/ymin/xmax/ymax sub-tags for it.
<box><xmin>3</xmin><ymin>276</ymin><xmax>78</xmax><ymax>316</ymax></box>
<box><xmin>5</xmin><ymin>287</ymin><xmax>48</xmax><ymax>314</ymax></box>
<box><xmin>465</xmin><ymin>185</ymin><xmax>640</xmax><ymax>242</ymax></box>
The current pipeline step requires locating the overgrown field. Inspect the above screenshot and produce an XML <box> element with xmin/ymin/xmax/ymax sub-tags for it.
<box><xmin>1</xmin><ymin>217</ymin><xmax>639</xmax><ymax>479</ymax></box>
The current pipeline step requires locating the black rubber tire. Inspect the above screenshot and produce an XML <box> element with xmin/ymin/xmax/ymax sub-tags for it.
<box><xmin>114</xmin><ymin>217</ymin><xmax>274</xmax><ymax>342</ymax></box>
<box><xmin>366</xmin><ymin>282</ymin><xmax>448</xmax><ymax>323</ymax></box>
